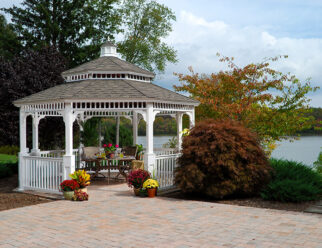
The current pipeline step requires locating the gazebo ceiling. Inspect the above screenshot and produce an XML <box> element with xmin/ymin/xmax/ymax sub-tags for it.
<box><xmin>14</xmin><ymin>79</ymin><xmax>199</xmax><ymax>105</ymax></box>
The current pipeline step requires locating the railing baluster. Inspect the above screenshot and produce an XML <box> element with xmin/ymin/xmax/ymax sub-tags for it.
<box><xmin>22</xmin><ymin>156</ymin><xmax>63</xmax><ymax>193</ymax></box>
<box><xmin>154</xmin><ymin>153</ymin><xmax>180</xmax><ymax>189</ymax></box>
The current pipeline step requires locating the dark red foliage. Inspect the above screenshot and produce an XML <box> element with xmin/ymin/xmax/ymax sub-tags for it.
<box><xmin>175</xmin><ymin>119</ymin><xmax>271</xmax><ymax>198</ymax></box>
<box><xmin>0</xmin><ymin>46</ymin><xmax>66</xmax><ymax>147</ymax></box>
<box><xmin>60</xmin><ymin>180</ymin><xmax>79</xmax><ymax>192</ymax></box>
<box><xmin>127</xmin><ymin>169</ymin><xmax>150</xmax><ymax>189</ymax></box>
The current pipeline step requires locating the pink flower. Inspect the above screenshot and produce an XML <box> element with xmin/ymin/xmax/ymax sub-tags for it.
<box><xmin>108</xmin><ymin>143</ymin><xmax>112</xmax><ymax>148</ymax></box>
<box><xmin>103</xmin><ymin>144</ymin><xmax>107</xmax><ymax>148</ymax></box>
<box><xmin>115</xmin><ymin>144</ymin><xmax>119</xmax><ymax>148</ymax></box>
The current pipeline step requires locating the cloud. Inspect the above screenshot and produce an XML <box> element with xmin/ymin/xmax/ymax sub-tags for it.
<box><xmin>155</xmin><ymin>10</ymin><xmax>322</xmax><ymax>107</ymax></box>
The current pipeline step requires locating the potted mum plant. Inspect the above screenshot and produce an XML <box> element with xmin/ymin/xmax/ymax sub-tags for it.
<box><xmin>103</xmin><ymin>143</ymin><xmax>118</xmax><ymax>158</ymax></box>
<box><xmin>143</xmin><ymin>179</ymin><xmax>159</xmax><ymax>198</ymax></box>
<box><xmin>60</xmin><ymin>179</ymin><xmax>79</xmax><ymax>200</ymax></box>
<box><xmin>127</xmin><ymin>169</ymin><xmax>150</xmax><ymax>196</ymax></box>
<box><xmin>69</xmin><ymin>170</ymin><xmax>91</xmax><ymax>193</ymax></box>
<box><xmin>72</xmin><ymin>191</ymin><xmax>89</xmax><ymax>201</ymax></box>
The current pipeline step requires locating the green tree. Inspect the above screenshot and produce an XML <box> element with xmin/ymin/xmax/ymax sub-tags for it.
<box><xmin>118</xmin><ymin>0</ymin><xmax>177</xmax><ymax>73</ymax></box>
<box><xmin>102</xmin><ymin>118</ymin><xmax>133</xmax><ymax>147</ymax></box>
<box><xmin>3</xmin><ymin>0</ymin><xmax>121</xmax><ymax>67</ymax></box>
<box><xmin>0</xmin><ymin>14</ymin><xmax>22</xmax><ymax>59</ymax></box>
<box><xmin>81</xmin><ymin>118</ymin><xmax>100</xmax><ymax>147</ymax></box>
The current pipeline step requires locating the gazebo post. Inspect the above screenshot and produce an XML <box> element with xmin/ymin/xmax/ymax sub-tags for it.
<box><xmin>186</xmin><ymin>110</ymin><xmax>195</xmax><ymax>129</ymax></box>
<box><xmin>176</xmin><ymin>113</ymin><xmax>183</xmax><ymax>151</ymax></box>
<box><xmin>190</xmin><ymin>109</ymin><xmax>195</xmax><ymax>128</ymax></box>
<box><xmin>62</xmin><ymin>103</ymin><xmax>75</xmax><ymax>180</ymax></box>
<box><xmin>132</xmin><ymin>111</ymin><xmax>138</xmax><ymax>146</ymax></box>
<box><xmin>144</xmin><ymin>103</ymin><xmax>155</xmax><ymax>173</ymax></box>
<box><xmin>116</xmin><ymin>116</ymin><xmax>120</xmax><ymax>146</ymax></box>
<box><xmin>31</xmin><ymin>114</ymin><xmax>40</xmax><ymax>155</ymax></box>
<box><xmin>18</xmin><ymin>109</ymin><xmax>28</xmax><ymax>190</ymax></box>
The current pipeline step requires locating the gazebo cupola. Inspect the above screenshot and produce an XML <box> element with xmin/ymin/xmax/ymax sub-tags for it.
<box><xmin>100</xmin><ymin>41</ymin><xmax>117</xmax><ymax>57</ymax></box>
<box><xmin>62</xmin><ymin>42</ymin><xmax>154</xmax><ymax>83</ymax></box>
<box><xmin>13</xmin><ymin>41</ymin><xmax>199</xmax><ymax>194</ymax></box>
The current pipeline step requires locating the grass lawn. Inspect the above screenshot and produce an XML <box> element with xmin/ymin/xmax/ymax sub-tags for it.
<box><xmin>0</xmin><ymin>154</ymin><xmax>18</xmax><ymax>163</ymax></box>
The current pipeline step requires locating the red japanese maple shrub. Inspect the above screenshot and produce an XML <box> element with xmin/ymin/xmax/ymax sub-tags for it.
<box><xmin>175</xmin><ymin>119</ymin><xmax>271</xmax><ymax>198</ymax></box>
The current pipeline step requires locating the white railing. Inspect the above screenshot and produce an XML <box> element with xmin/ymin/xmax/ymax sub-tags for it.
<box><xmin>40</xmin><ymin>149</ymin><xmax>79</xmax><ymax>158</ymax></box>
<box><xmin>154</xmin><ymin>153</ymin><xmax>180</xmax><ymax>189</ymax></box>
<box><xmin>154</xmin><ymin>148</ymin><xmax>178</xmax><ymax>156</ymax></box>
<box><xmin>22</xmin><ymin>156</ymin><xmax>64</xmax><ymax>193</ymax></box>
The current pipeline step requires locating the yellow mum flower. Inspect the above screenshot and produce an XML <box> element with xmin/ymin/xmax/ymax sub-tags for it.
<box><xmin>143</xmin><ymin>179</ymin><xmax>159</xmax><ymax>189</ymax></box>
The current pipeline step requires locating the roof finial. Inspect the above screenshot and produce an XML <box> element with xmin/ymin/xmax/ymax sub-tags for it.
<box><xmin>100</xmin><ymin>40</ymin><xmax>117</xmax><ymax>57</ymax></box>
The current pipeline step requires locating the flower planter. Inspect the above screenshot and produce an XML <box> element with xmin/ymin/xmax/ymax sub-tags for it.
<box><xmin>78</xmin><ymin>187</ymin><xmax>87</xmax><ymax>193</ymax></box>
<box><xmin>63</xmin><ymin>191</ymin><xmax>75</xmax><ymax>200</ymax></box>
<box><xmin>105</xmin><ymin>152</ymin><xmax>115</xmax><ymax>159</ymax></box>
<box><xmin>147</xmin><ymin>188</ymin><xmax>157</xmax><ymax>198</ymax></box>
<box><xmin>133</xmin><ymin>188</ymin><xmax>140</xmax><ymax>196</ymax></box>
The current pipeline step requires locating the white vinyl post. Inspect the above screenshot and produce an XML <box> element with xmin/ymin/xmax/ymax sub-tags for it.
<box><xmin>116</xmin><ymin>116</ymin><xmax>120</xmax><ymax>146</ymax></box>
<box><xmin>144</xmin><ymin>103</ymin><xmax>155</xmax><ymax>173</ymax></box>
<box><xmin>132</xmin><ymin>111</ymin><xmax>138</xmax><ymax>146</ymax></box>
<box><xmin>189</xmin><ymin>109</ymin><xmax>195</xmax><ymax>129</ymax></box>
<box><xmin>18</xmin><ymin>109</ymin><xmax>28</xmax><ymax>191</ymax></box>
<box><xmin>176</xmin><ymin>113</ymin><xmax>183</xmax><ymax>151</ymax></box>
<box><xmin>63</xmin><ymin>103</ymin><xmax>75</xmax><ymax>180</ymax></box>
<box><xmin>31</xmin><ymin>115</ymin><xmax>40</xmax><ymax>155</ymax></box>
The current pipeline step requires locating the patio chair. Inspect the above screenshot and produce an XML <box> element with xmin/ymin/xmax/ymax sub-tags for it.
<box><xmin>122</xmin><ymin>146</ymin><xmax>137</xmax><ymax>159</ymax></box>
<box><xmin>112</xmin><ymin>146</ymin><xmax>138</xmax><ymax>180</ymax></box>
<box><xmin>80</xmin><ymin>146</ymin><xmax>101</xmax><ymax>171</ymax></box>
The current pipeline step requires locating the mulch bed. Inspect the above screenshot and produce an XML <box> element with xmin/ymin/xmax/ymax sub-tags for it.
<box><xmin>0</xmin><ymin>175</ymin><xmax>52</xmax><ymax>212</ymax></box>
<box><xmin>164</xmin><ymin>191</ymin><xmax>317</xmax><ymax>213</ymax></box>
<box><xmin>0</xmin><ymin>174</ymin><xmax>125</xmax><ymax>211</ymax></box>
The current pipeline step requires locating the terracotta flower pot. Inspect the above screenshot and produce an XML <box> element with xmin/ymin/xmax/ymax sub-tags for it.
<box><xmin>133</xmin><ymin>188</ymin><xmax>140</xmax><ymax>196</ymax></box>
<box><xmin>147</xmin><ymin>188</ymin><xmax>157</xmax><ymax>198</ymax></box>
<box><xmin>63</xmin><ymin>191</ymin><xmax>74</xmax><ymax>200</ymax></box>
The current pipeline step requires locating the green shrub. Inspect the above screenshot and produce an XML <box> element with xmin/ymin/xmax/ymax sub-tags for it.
<box><xmin>0</xmin><ymin>154</ymin><xmax>18</xmax><ymax>164</ymax></box>
<box><xmin>175</xmin><ymin>119</ymin><xmax>271</xmax><ymax>199</ymax></box>
<box><xmin>0</xmin><ymin>145</ymin><xmax>19</xmax><ymax>156</ymax></box>
<box><xmin>261</xmin><ymin>159</ymin><xmax>322</xmax><ymax>202</ymax></box>
<box><xmin>313</xmin><ymin>151</ymin><xmax>322</xmax><ymax>174</ymax></box>
<box><xmin>0</xmin><ymin>164</ymin><xmax>14</xmax><ymax>178</ymax></box>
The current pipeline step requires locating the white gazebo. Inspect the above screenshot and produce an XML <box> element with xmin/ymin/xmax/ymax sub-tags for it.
<box><xmin>14</xmin><ymin>41</ymin><xmax>199</xmax><ymax>193</ymax></box>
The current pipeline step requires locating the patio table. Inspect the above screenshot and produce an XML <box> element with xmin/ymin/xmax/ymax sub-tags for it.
<box><xmin>91</xmin><ymin>157</ymin><xmax>135</xmax><ymax>183</ymax></box>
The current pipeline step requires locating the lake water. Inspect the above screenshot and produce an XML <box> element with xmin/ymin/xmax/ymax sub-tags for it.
<box><xmin>138</xmin><ymin>135</ymin><xmax>322</xmax><ymax>166</ymax></box>
<box><xmin>271</xmin><ymin>136</ymin><xmax>322</xmax><ymax>166</ymax></box>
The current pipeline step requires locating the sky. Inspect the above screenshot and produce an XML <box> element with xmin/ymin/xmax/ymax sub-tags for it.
<box><xmin>1</xmin><ymin>0</ymin><xmax>322</xmax><ymax>107</ymax></box>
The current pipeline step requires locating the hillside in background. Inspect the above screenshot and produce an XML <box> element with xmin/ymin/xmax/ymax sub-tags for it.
<box><xmin>299</xmin><ymin>108</ymin><xmax>322</xmax><ymax>135</ymax></box>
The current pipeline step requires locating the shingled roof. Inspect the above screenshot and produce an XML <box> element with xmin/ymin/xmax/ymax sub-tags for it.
<box><xmin>62</xmin><ymin>56</ymin><xmax>155</xmax><ymax>77</ymax></box>
<box><xmin>14</xmin><ymin>80</ymin><xmax>199</xmax><ymax>105</ymax></box>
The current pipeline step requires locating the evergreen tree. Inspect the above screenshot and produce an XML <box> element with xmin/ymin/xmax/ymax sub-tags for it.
<box><xmin>0</xmin><ymin>14</ymin><xmax>22</xmax><ymax>59</ymax></box>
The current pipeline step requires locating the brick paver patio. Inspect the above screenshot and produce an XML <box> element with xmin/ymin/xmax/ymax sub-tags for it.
<box><xmin>0</xmin><ymin>184</ymin><xmax>321</xmax><ymax>248</ymax></box>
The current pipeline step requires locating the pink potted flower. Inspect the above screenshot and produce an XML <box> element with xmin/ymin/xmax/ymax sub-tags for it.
<box><xmin>104</xmin><ymin>143</ymin><xmax>116</xmax><ymax>158</ymax></box>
